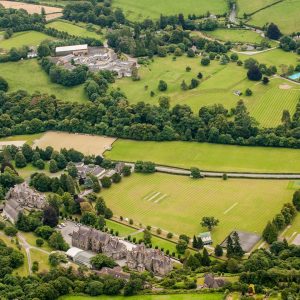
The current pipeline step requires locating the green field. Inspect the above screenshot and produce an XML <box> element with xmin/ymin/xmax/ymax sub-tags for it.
<box><xmin>246</xmin><ymin>0</ymin><xmax>300</xmax><ymax>34</ymax></box>
<box><xmin>238</xmin><ymin>49</ymin><xmax>299</xmax><ymax>70</ymax></box>
<box><xmin>61</xmin><ymin>293</ymin><xmax>223</xmax><ymax>300</ymax></box>
<box><xmin>112</xmin><ymin>0</ymin><xmax>228</xmax><ymax>21</ymax></box>
<box><xmin>247</xmin><ymin>84</ymin><xmax>300</xmax><ymax>127</ymax></box>
<box><xmin>1</xmin><ymin>59</ymin><xmax>87</xmax><ymax>103</ymax></box>
<box><xmin>0</xmin><ymin>31</ymin><xmax>56</xmax><ymax>50</ymax></box>
<box><xmin>105</xmin><ymin>139</ymin><xmax>300</xmax><ymax>173</ymax></box>
<box><xmin>100</xmin><ymin>173</ymin><xmax>293</xmax><ymax>244</ymax></box>
<box><xmin>204</xmin><ymin>29</ymin><xmax>267</xmax><ymax>44</ymax></box>
<box><xmin>237</xmin><ymin>0</ymin><xmax>279</xmax><ymax>17</ymax></box>
<box><xmin>114</xmin><ymin>55</ymin><xmax>300</xmax><ymax>126</ymax></box>
<box><xmin>46</xmin><ymin>20</ymin><xmax>104</xmax><ymax>40</ymax></box>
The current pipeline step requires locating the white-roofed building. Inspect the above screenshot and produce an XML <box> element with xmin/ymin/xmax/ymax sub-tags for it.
<box><xmin>66</xmin><ymin>247</ymin><xmax>84</xmax><ymax>259</ymax></box>
<box><xmin>55</xmin><ymin>44</ymin><xmax>88</xmax><ymax>56</ymax></box>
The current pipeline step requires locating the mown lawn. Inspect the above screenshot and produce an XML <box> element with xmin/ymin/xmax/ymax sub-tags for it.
<box><xmin>0</xmin><ymin>31</ymin><xmax>56</xmax><ymax>50</ymax></box>
<box><xmin>1</xmin><ymin>59</ymin><xmax>88</xmax><ymax>103</ymax></box>
<box><xmin>60</xmin><ymin>293</ymin><xmax>223</xmax><ymax>300</ymax></box>
<box><xmin>100</xmin><ymin>173</ymin><xmax>292</xmax><ymax>244</ymax></box>
<box><xmin>46</xmin><ymin>20</ymin><xmax>104</xmax><ymax>40</ymax></box>
<box><xmin>114</xmin><ymin>55</ymin><xmax>300</xmax><ymax>127</ymax></box>
<box><xmin>112</xmin><ymin>0</ymin><xmax>227</xmax><ymax>21</ymax></box>
<box><xmin>30</xmin><ymin>248</ymin><xmax>50</xmax><ymax>272</ymax></box>
<box><xmin>105</xmin><ymin>139</ymin><xmax>300</xmax><ymax>173</ymax></box>
<box><xmin>247</xmin><ymin>0</ymin><xmax>300</xmax><ymax>34</ymax></box>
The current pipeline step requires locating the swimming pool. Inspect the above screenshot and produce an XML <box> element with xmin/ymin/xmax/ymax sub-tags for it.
<box><xmin>288</xmin><ymin>72</ymin><xmax>300</xmax><ymax>80</ymax></box>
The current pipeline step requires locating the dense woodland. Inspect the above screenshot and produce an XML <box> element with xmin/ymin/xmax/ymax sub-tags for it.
<box><xmin>1</xmin><ymin>90</ymin><xmax>300</xmax><ymax>148</ymax></box>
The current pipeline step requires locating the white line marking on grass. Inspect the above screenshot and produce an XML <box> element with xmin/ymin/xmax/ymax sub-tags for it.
<box><xmin>223</xmin><ymin>202</ymin><xmax>238</xmax><ymax>214</ymax></box>
<box><xmin>154</xmin><ymin>194</ymin><xmax>168</xmax><ymax>204</ymax></box>
<box><xmin>148</xmin><ymin>192</ymin><xmax>161</xmax><ymax>202</ymax></box>
<box><xmin>143</xmin><ymin>191</ymin><xmax>156</xmax><ymax>200</ymax></box>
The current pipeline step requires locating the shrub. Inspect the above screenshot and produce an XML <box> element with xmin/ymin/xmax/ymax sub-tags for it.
<box><xmin>36</xmin><ymin>238</ymin><xmax>44</xmax><ymax>247</ymax></box>
<box><xmin>167</xmin><ymin>232</ymin><xmax>173</xmax><ymax>239</ymax></box>
<box><xmin>156</xmin><ymin>228</ymin><xmax>162</xmax><ymax>235</ymax></box>
<box><xmin>245</xmin><ymin>88</ymin><xmax>253</xmax><ymax>96</ymax></box>
<box><xmin>201</xmin><ymin>57</ymin><xmax>210</xmax><ymax>66</ymax></box>
<box><xmin>0</xmin><ymin>221</ymin><xmax>6</xmax><ymax>230</ymax></box>
<box><xmin>158</xmin><ymin>80</ymin><xmax>168</xmax><ymax>91</ymax></box>
<box><xmin>4</xmin><ymin>226</ymin><xmax>18</xmax><ymax>236</ymax></box>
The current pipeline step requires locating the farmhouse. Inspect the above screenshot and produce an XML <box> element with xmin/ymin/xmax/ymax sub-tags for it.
<box><xmin>55</xmin><ymin>44</ymin><xmax>88</xmax><ymax>56</ymax></box>
<box><xmin>3</xmin><ymin>182</ymin><xmax>46</xmax><ymax>223</ymax></box>
<box><xmin>126</xmin><ymin>244</ymin><xmax>173</xmax><ymax>276</ymax></box>
<box><xmin>71</xmin><ymin>226</ymin><xmax>127</xmax><ymax>260</ymax></box>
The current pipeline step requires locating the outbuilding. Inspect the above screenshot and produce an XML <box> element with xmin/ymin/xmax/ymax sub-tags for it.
<box><xmin>55</xmin><ymin>44</ymin><xmax>88</xmax><ymax>56</ymax></box>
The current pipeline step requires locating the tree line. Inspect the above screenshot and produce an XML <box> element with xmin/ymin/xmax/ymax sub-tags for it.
<box><xmin>1</xmin><ymin>89</ymin><xmax>300</xmax><ymax>148</ymax></box>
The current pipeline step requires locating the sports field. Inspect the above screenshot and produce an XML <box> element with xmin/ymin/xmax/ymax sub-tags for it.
<box><xmin>100</xmin><ymin>173</ymin><xmax>292</xmax><ymax>244</ymax></box>
<box><xmin>204</xmin><ymin>29</ymin><xmax>266</xmax><ymax>44</ymax></box>
<box><xmin>246</xmin><ymin>0</ymin><xmax>300</xmax><ymax>34</ymax></box>
<box><xmin>61</xmin><ymin>294</ymin><xmax>223</xmax><ymax>300</ymax></box>
<box><xmin>114</xmin><ymin>55</ymin><xmax>300</xmax><ymax>126</ymax></box>
<box><xmin>0</xmin><ymin>31</ymin><xmax>56</xmax><ymax>50</ymax></box>
<box><xmin>1</xmin><ymin>59</ymin><xmax>87</xmax><ymax>103</ymax></box>
<box><xmin>33</xmin><ymin>131</ymin><xmax>117</xmax><ymax>155</ymax></box>
<box><xmin>112</xmin><ymin>0</ymin><xmax>227</xmax><ymax>21</ymax></box>
<box><xmin>105</xmin><ymin>139</ymin><xmax>300</xmax><ymax>173</ymax></box>
<box><xmin>246</xmin><ymin>83</ymin><xmax>300</xmax><ymax>127</ymax></box>
<box><xmin>46</xmin><ymin>20</ymin><xmax>104</xmax><ymax>40</ymax></box>
<box><xmin>237</xmin><ymin>0</ymin><xmax>279</xmax><ymax>17</ymax></box>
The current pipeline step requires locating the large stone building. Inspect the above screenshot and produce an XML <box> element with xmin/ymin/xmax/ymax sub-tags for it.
<box><xmin>72</xmin><ymin>226</ymin><xmax>127</xmax><ymax>260</ymax></box>
<box><xmin>126</xmin><ymin>244</ymin><xmax>173</xmax><ymax>276</ymax></box>
<box><xmin>3</xmin><ymin>182</ymin><xmax>46</xmax><ymax>223</ymax></box>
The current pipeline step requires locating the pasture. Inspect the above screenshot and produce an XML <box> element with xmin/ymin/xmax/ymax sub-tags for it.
<box><xmin>0</xmin><ymin>59</ymin><xmax>87</xmax><ymax>103</ymax></box>
<box><xmin>237</xmin><ymin>0</ymin><xmax>279</xmax><ymax>17</ymax></box>
<box><xmin>100</xmin><ymin>173</ymin><xmax>293</xmax><ymax>244</ymax></box>
<box><xmin>114</xmin><ymin>54</ymin><xmax>300</xmax><ymax>126</ymax></box>
<box><xmin>105</xmin><ymin>139</ymin><xmax>300</xmax><ymax>173</ymax></box>
<box><xmin>112</xmin><ymin>0</ymin><xmax>227</xmax><ymax>21</ymax></box>
<box><xmin>0</xmin><ymin>1</ymin><xmax>63</xmax><ymax>20</ymax></box>
<box><xmin>246</xmin><ymin>0</ymin><xmax>300</xmax><ymax>34</ymax></box>
<box><xmin>33</xmin><ymin>131</ymin><xmax>117</xmax><ymax>155</ymax></box>
<box><xmin>204</xmin><ymin>29</ymin><xmax>266</xmax><ymax>44</ymax></box>
<box><xmin>0</xmin><ymin>31</ymin><xmax>55</xmax><ymax>50</ymax></box>
<box><xmin>61</xmin><ymin>294</ymin><xmax>223</xmax><ymax>300</ymax></box>
<box><xmin>46</xmin><ymin>20</ymin><xmax>104</xmax><ymax>40</ymax></box>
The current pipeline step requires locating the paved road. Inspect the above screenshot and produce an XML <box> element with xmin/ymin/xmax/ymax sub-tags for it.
<box><xmin>125</xmin><ymin>163</ymin><xmax>300</xmax><ymax>180</ymax></box>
